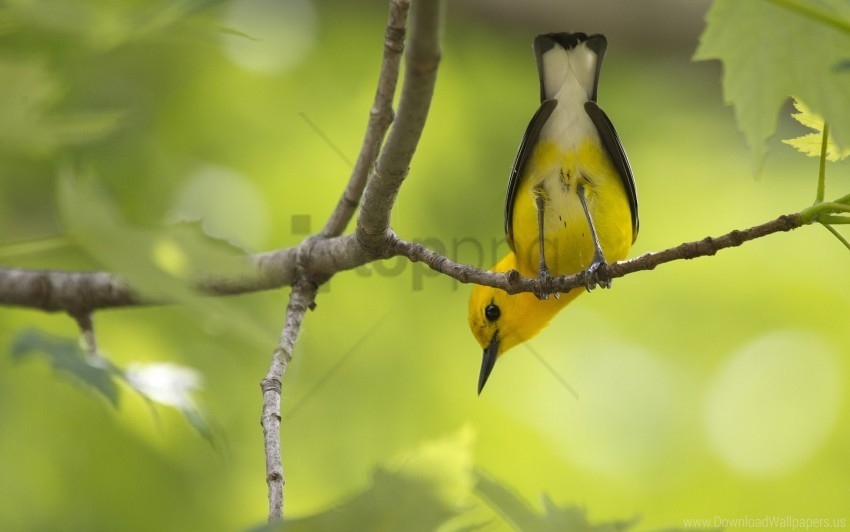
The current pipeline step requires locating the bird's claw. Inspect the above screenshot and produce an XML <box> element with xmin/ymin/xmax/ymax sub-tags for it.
<box><xmin>534</xmin><ymin>267</ymin><xmax>560</xmax><ymax>300</ymax></box>
<box><xmin>579</xmin><ymin>260</ymin><xmax>612</xmax><ymax>292</ymax></box>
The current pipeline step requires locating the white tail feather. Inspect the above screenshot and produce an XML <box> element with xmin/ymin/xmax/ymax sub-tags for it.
<box><xmin>539</xmin><ymin>41</ymin><xmax>599</xmax><ymax>102</ymax></box>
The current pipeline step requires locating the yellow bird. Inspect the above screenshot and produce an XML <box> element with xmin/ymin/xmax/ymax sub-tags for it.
<box><xmin>468</xmin><ymin>33</ymin><xmax>638</xmax><ymax>394</ymax></box>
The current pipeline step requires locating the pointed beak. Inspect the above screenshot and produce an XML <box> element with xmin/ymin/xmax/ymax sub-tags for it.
<box><xmin>478</xmin><ymin>335</ymin><xmax>499</xmax><ymax>395</ymax></box>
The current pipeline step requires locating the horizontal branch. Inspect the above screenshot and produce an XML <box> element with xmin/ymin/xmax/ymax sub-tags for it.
<box><xmin>0</xmin><ymin>212</ymin><xmax>807</xmax><ymax>313</ymax></box>
<box><xmin>0</xmin><ymin>268</ymin><xmax>140</xmax><ymax>312</ymax></box>
<box><xmin>0</xmin><ymin>234</ymin><xmax>367</xmax><ymax>312</ymax></box>
<box><xmin>392</xmin><ymin>213</ymin><xmax>805</xmax><ymax>294</ymax></box>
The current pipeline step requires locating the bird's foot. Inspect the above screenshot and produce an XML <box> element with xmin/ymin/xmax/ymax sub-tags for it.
<box><xmin>579</xmin><ymin>259</ymin><xmax>612</xmax><ymax>292</ymax></box>
<box><xmin>534</xmin><ymin>267</ymin><xmax>560</xmax><ymax>300</ymax></box>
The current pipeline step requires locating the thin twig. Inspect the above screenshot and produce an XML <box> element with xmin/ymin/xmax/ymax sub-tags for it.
<box><xmin>802</xmin><ymin>202</ymin><xmax>850</xmax><ymax>220</ymax></box>
<box><xmin>819</xmin><ymin>215</ymin><xmax>850</xmax><ymax>225</ymax></box>
<box><xmin>71</xmin><ymin>311</ymin><xmax>98</xmax><ymax>355</ymax></box>
<box><xmin>322</xmin><ymin>0</ymin><xmax>410</xmax><ymax>238</ymax></box>
<box><xmin>821</xmin><ymin>223</ymin><xmax>850</xmax><ymax>251</ymax></box>
<box><xmin>357</xmin><ymin>0</ymin><xmax>443</xmax><ymax>251</ymax></box>
<box><xmin>391</xmin><ymin>213</ymin><xmax>805</xmax><ymax>294</ymax></box>
<box><xmin>260</xmin><ymin>278</ymin><xmax>317</xmax><ymax>522</ymax></box>
<box><xmin>69</xmin><ymin>310</ymin><xmax>117</xmax><ymax>372</ymax></box>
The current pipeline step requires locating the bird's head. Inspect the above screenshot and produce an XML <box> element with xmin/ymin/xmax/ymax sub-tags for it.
<box><xmin>468</xmin><ymin>284</ymin><xmax>517</xmax><ymax>394</ymax></box>
<box><xmin>468</xmin><ymin>254</ymin><xmax>573</xmax><ymax>394</ymax></box>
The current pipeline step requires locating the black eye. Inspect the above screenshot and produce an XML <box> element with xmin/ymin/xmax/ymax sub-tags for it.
<box><xmin>485</xmin><ymin>304</ymin><xmax>501</xmax><ymax>322</ymax></box>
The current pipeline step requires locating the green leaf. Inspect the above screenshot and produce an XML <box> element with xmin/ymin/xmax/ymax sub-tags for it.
<box><xmin>0</xmin><ymin>58</ymin><xmax>122</xmax><ymax>157</ymax></box>
<box><xmin>11</xmin><ymin>328</ymin><xmax>121</xmax><ymax>407</ymax></box>
<box><xmin>1</xmin><ymin>0</ymin><xmax>231</xmax><ymax>51</ymax></box>
<box><xmin>11</xmin><ymin>328</ymin><xmax>217</xmax><ymax>443</ymax></box>
<box><xmin>783</xmin><ymin>98</ymin><xmax>850</xmax><ymax>160</ymax></box>
<box><xmin>474</xmin><ymin>472</ymin><xmax>639</xmax><ymax>532</ymax></box>
<box><xmin>123</xmin><ymin>361</ymin><xmax>218</xmax><ymax>446</ymax></box>
<box><xmin>275</xmin><ymin>467</ymin><xmax>464</xmax><ymax>532</ymax></box>
<box><xmin>57</xmin><ymin>170</ymin><xmax>242</xmax><ymax>301</ymax></box>
<box><xmin>0</xmin><ymin>235</ymin><xmax>72</xmax><ymax>260</ymax></box>
<box><xmin>181</xmin><ymin>408</ymin><xmax>218</xmax><ymax>447</ymax></box>
<box><xmin>57</xmin><ymin>170</ymin><xmax>197</xmax><ymax>302</ymax></box>
<box><xmin>694</xmin><ymin>0</ymin><xmax>850</xmax><ymax>171</ymax></box>
<box><xmin>251</xmin><ymin>428</ymin><xmax>712</xmax><ymax>531</ymax></box>
<box><xmin>256</xmin><ymin>428</ymin><xmax>475</xmax><ymax>532</ymax></box>
<box><xmin>57</xmin><ymin>169</ymin><xmax>275</xmax><ymax>347</ymax></box>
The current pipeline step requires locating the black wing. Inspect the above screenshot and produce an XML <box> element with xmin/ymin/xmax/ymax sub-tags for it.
<box><xmin>584</xmin><ymin>101</ymin><xmax>639</xmax><ymax>242</ymax></box>
<box><xmin>504</xmin><ymin>99</ymin><xmax>558</xmax><ymax>250</ymax></box>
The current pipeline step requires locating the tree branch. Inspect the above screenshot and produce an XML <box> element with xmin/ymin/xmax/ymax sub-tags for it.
<box><xmin>322</xmin><ymin>0</ymin><xmax>410</xmax><ymax>238</ymax></box>
<box><xmin>70</xmin><ymin>311</ymin><xmax>98</xmax><ymax>355</ymax></box>
<box><xmin>0</xmin><ymin>212</ymin><xmax>809</xmax><ymax>312</ymax></box>
<box><xmin>260</xmin><ymin>277</ymin><xmax>317</xmax><ymax>522</ymax></box>
<box><xmin>0</xmin><ymin>268</ymin><xmax>141</xmax><ymax>312</ymax></box>
<box><xmin>391</xmin><ymin>213</ymin><xmax>805</xmax><ymax>294</ymax></box>
<box><xmin>259</xmin><ymin>1</ymin><xmax>442</xmax><ymax>520</ymax></box>
<box><xmin>0</xmin><ymin>1</ymin><xmax>835</xmax><ymax>524</ymax></box>
<box><xmin>356</xmin><ymin>0</ymin><xmax>443</xmax><ymax>252</ymax></box>
<box><xmin>3</xmin><ymin>0</ymin><xmax>841</xmax><ymax>527</ymax></box>
<box><xmin>0</xmin><ymin>235</ymin><xmax>360</xmax><ymax>310</ymax></box>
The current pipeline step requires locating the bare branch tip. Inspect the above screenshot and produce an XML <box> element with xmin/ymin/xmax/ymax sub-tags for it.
<box><xmin>69</xmin><ymin>310</ymin><xmax>94</xmax><ymax>333</ymax></box>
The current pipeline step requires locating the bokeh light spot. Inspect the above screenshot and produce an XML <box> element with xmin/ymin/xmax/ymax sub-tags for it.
<box><xmin>221</xmin><ymin>0</ymin><xmax>317</xmax><ymax>74</ymax></box>
<box><xmin>152</xmin><ymin>238</ymin><xmax>188</xmax><ymax>278</ymax></box>
<box><xmin>170</xmin><ymin>164</ymin><xmax>270</xmax><ymax>251</ymax></box>
<box><xmin>561</xmin><ymin>344</ymin><xmax>679</xmax><ymax>477</ymax></box>
<box><xmin>704</xmin><ymin>330</ymin><xmax>841</xmax><ymax>476</ymax></box>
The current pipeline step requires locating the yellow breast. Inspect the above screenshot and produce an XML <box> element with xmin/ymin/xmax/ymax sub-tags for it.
<box><xmin>510</xmin><ymin>138</ymin><xmax>633</xmax><ymax>278</ymax></box>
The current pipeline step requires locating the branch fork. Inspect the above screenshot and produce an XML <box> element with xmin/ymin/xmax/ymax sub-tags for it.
<box><xmin>2</xmin><ymin>0</ymin><xmax>848</xmax><ymax>525</ymax></box>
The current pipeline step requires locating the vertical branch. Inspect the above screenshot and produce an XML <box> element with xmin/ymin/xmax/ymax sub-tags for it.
<box><xmin>357</xmin><ymin>0</ymin><xmax>444</xmax><ymax>250</ymax></box>
<box><xmin>260</xmin><ymin>278</ymin><xmax>317</xmax><ymax>522</ymax></box>
<box><xmin>322</xmin><ymin>0</ymin><xmax>411</xmax><ymax>238</ymax></box>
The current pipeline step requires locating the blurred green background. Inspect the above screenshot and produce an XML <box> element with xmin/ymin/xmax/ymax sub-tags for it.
<box><xmin>1</xmin><ymin>0</ymin><xmax>849</xmax><ymax>530</ymax></box>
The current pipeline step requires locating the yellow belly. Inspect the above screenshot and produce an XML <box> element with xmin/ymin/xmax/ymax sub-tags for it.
<box><xmin>511</xmin><ymin>138</ymin><xmax>633</xmax><ymax>278</ymax></box>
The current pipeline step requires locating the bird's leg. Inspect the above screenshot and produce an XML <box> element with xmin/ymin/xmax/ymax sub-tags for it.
<box><xmin>533</xmin><ymin>188</ymin><xmax>558</xmax><ymax>300</ymax></box>
<box><xmin>577</xmin><ymin>183</ymin><xmax>611</xmax><ymax>291</ymax></box>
